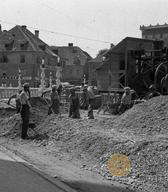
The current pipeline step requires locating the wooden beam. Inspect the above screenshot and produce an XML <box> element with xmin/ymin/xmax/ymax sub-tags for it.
<box><xmin>125</xmin><ymin>42</ymin><xmax>128</xmax><ymax>86</ymax></box>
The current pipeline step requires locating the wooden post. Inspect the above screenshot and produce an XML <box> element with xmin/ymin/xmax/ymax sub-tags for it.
<box><xmin>125</xmin><ymin>45</ymin><xmax>128</xmax><ymax>86</ymax></box>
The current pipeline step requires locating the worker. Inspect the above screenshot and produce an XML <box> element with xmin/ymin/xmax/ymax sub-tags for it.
<box><xmin>119</xmin><ymin>87</ymin><xmax>132</xmax><ymax>113</ymax></box>
<box><xmin>87</xmin><ymin>86</ymin><xmax>95</xmax><ymax>119</ymax></box>
<box><xmin>80</xmin><ymin>86</ymin><xmax>89</xmax><ymax>109</ymax></box>
<box><xmin>48</xmin><ymin>85</ymin><xmax>60</xmax><ymax>115</ymax></box>
<box><xmin>20</xmin><ymin>83</ymin><xmax>31</xmax><ymax>139</ymax></box>
<box><xmin>15</xmin><ymin>90</ymin><xmax>22</xmax><ymax>113</ymax></box>
<box><xmin>57</xmin><ymin>84</ymin><xmax>63</xmax><ymax>97</ymax></box>
<box><xmin>69</xmin><ymin>88</ymin><xmax>80</xmax><ymax>118</ymax></box>
<box><xmin>97</xmin><ymin>92</ymin><xmax>111</xmax><ymax>114</ymax></box>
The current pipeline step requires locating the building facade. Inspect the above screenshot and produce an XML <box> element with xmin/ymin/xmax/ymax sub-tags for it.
<box><xmin>51</xmin><ymin>43</ymin><xmax>91</xmax><ymax>85</ymax></box>
<box><xmin>88</xmin><ymin>50</ymin><xmax>108</xmax><ymax>86</ymax></box>
<box><xmin>0</xmin><ymin>25</ymin><xmax>58</xmax><ymax>87</ymax></box>
<box><xmin>96</xmin><ymin>37</ymin><xmax>160</xmax><ymax>93</ymax></box>
<box><xmin>140</xmin><ymin>23</ymin><xmax>168</xmax><ymax>47</ymax></box>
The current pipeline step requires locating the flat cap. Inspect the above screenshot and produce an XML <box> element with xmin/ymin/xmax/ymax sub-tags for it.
<box><xmin>23</xmin><ymin>82</ymin><xmax>29</xmax><ymax>88</ymax></box>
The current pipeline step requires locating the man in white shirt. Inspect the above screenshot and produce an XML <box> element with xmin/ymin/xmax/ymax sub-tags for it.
<box><xmin>20</xmin><ymin>83</ymin><xmax>31</xmax><ymax>139</ymax></box>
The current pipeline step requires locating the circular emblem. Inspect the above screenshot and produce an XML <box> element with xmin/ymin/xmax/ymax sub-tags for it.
<box><xmin>107</xmin><ymin>154</ymin><xmax>131</xmax><ymax>176</ymax></box>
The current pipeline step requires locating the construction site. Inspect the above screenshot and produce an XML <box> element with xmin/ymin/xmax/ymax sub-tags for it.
<box><xmin>1</xmin><ymin>2</ymin><xmax>168</xmax><ymax>190</ymax></box>
<box><xmin>0</xmin><ymin>87</ymin><xmax>168</xmax><ymax>192</ymax></box>
<box><xmin>1</xmin><ymin>24</ymin><xmax>168</xmax><ymax>192</ymax></box>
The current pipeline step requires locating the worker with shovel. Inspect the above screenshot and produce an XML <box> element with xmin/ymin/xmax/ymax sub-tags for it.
<box><xmin>20</xmin><ymin>83</ymin><xmax>32</xmax><ymax>139</ymax></box>
<box><xmin>69</xmin><ymin>88</ymin><xmax>80</xmax><ymax>118</ymax></box>
<box><xmin>118</xmin><ymin>87</ymin><xmax>132</xmax><ymax>114</ymax></box>
<box><xmin>48</xmin><ymin>85</ymin><xmax>60</xmax><ymax>115</ymax></box>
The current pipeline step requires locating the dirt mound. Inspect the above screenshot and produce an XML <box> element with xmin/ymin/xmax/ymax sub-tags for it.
<box><xmin>0</xmin><ymin>97</ymin><xmax>49</xmax><ymax>137</ymax></box>
<box><xmin>107</xmin><ymin>95</ymin><xmax>168</xmax><ymax>136</ymax></box>
<box><xmin>31</xmin><ymin>95</ymin><xmax>168</xmax><ymax>192</ymax></box>
<box><xmin>1</xmin><ymin>95</ymin><xmax>168</xmax><ymax>191</ymax></box>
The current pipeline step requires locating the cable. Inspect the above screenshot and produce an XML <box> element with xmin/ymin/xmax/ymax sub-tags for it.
<box><xmin>0</xmin><ymin>19</ymin><xmax>111</xmax><ymax>44</ymax></box>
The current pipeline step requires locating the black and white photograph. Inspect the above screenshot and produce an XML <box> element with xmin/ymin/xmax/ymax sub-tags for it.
<box><xmin>0</xmin><ymin>0</ymin><xmax>168</xmax><ymax>191</ymax></box>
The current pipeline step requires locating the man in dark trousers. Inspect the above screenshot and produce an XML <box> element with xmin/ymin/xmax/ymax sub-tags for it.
<box><xmin>20</xmin><ymin>83</ymin><xmax>31</xmax><ymax>139</ymax></box>
<box><xmin>69</xmin><ymin>88</ymin><xmax>80</xmax><ymax>118</ymax></box>
<box><xmin>48</xmin><ymin>85</ymin><xmax>60</xmax><ymax>115</ymax></box>
<box><xmin>87</xmin><ymin>86</ymin><xmax>95</xmax><ymax>119</ymax></box>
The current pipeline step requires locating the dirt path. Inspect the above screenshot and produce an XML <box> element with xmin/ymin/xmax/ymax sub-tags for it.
<box><xmin>0</xmin><ymin>138</ymin><xmax>133</xmax><ymax>192</ymax></box>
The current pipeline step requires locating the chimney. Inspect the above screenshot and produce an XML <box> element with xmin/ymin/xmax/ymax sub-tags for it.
<box><xmin>35</xmin><ymin>30</ymin><xmax>39</xmax><ymax>38</ymax></box>
<box><xmin>21</xmin><ymin>25</ymin><xmax>27</xmax><ymax>29</ymax></box>
<box><xmin>110</xmin><ymin>43</ymin><xmax>114</xmax><ymax>48</ymax></box>
<box><xmin>68</xmin><ymin>43</ymin><xmax>73</xmax><ymax>47</ymax></box>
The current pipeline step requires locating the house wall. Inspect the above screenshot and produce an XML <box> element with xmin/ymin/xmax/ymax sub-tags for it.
<box><xmin>52</xmin><ymin>46</ymin><xmax>89</xmax><ymax>84</ymax></box>
<box><xmin>88</xmin><ymin>61</ymin><xmax>101</xmax><ymax>86</ymax></box>
<box><xmin>141</xmin><ymin>27</ymin><xmax>168</xmax><ymax>47</ymax></box>
<box><xmin>0</xmin><ymin>51</ymin><xmax>57</xmax><ymax>87</ymax></box>
<box><xmin>96</xmin><ymin>39</ymin><xmax>156</xmax><ymax>92</ymax></box>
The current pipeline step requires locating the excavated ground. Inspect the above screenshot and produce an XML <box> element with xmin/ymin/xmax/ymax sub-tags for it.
<box><xmin>0</xmin><ymin>96</ymin><xmax>168</xmax><ymax>192</ymax></box>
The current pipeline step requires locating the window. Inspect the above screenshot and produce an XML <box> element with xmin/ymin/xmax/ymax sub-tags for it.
<box><xmin>20</xmin><ymin>55</ymin><xmax>25</xmax><ymax>63</ymax></box>
<box><xmin>120</xmin><ymin>60</ymin><xmax>125</xmax><ymax>70</ymax></box>
<box><xmin>36</xmin><ymin>56</ymin><xmax>41</xmax><ymax>64</ymax></box>
<box><xmin>5</xmin><ymin>43</ymin><xmax>12</xmax><ymax>50</ymax></box>
<box><xmin>73</xmin><ymin>56</ymin><xmax>81</xmax><ymax>65</ymax></box>
<box><xmin>72</xmin><ymin>49</ymin><xmax>77</xmax><ymax>53</ymax></box>
<box><xmin>20</xmin><ymin>41</ymin><xmax>28</xmax><ymax>50</ymax></box>
<box><xmin>39</xmin><ymin>44</ymin><xmax>46</xmax><ymax>51</ymax></box>
<box><xmin>0</xmin><ymin>55</ymin><xmax>8</xmax><ymax>63</ymax></box>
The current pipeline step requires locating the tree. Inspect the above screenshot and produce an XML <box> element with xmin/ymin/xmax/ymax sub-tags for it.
<box><xmin>96</xmin><ymin>49</ymin><xmax>109</xmax><ymax>57</ymax></box>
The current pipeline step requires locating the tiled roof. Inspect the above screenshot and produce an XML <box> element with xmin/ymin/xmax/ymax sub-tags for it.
<box><xmin>50</xmin><ymin>45</ymin><xmax>92</xmax><ymax>59</ymax></box>
<box><xmin>0</xmin><ymin>25</ymin><xmax>58</xmax><ymax>57</ymax></box>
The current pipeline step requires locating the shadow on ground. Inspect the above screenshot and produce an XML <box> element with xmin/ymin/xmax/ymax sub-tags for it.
<box><xmin>64</xmin><ymin>180</ymin><xmax>135</xmax><ymax>192</ymax></box>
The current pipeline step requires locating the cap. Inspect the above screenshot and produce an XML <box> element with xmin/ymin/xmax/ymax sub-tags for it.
<box><xmin>23</xmin><ymin>83</ymin><xmax>29</xmax><ymax>88</ymax></box>
<box><xmin>52</xmin><ymin>85</ymin><xmax>57</xmax><ymax>89</ymax></box>
<box><xmin>124</xmin><ymin>87</ymin><xmax>131</xmax><ymax>90</ymax></box>
<box><xmin>130</xmin><ymin>89</ymin><xmax>135</xmax><ymax>93</ymax></box>
<box><xmin>149</xmin><ymin>84</ymin><xmax>155</xmax><ymax>90</ymax></box>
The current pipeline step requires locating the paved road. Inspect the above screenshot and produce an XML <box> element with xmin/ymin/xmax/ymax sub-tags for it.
<box><xmin>0</xmin><ymin>149</ymin><xmax>77</xmax><ymax>192</ymax></box>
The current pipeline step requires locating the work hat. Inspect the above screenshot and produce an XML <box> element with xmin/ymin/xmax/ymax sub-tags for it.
<box><xmin>124</xmin><ymin>86</ymin><xmax>131</xmax><ymax>90</ymax></box>
<box><xmin>52</xmin><ymin>85</ymin><xmax>57</xmax><ymax>89</ymax></box>
<box><xmin>149</xmin><ymin>84</ymin><xmax>155</xmax><ymax>90</ymax></box>
<box><xmin>130</xmin><ymin>89</ymin><xmax>135</xmax><ymax>93</ymax></box>
<box><xmin>23</xmin><ymin>83</ymin><xmax>29</xmax><ymax>88</ymax></box>
<box><xmin>52</xmin><ymin>85</ymin><xmax>57</xmax><ymax>91</ymax></box>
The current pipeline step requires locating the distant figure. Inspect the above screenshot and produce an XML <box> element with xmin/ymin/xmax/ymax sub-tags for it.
<box><xmin>80</xmin><ymin>82</ymin><xmax>85</xmax><ymax>91</ymax></box>
<box><xmin>48</xmin><ymin>85</ymin><xmax>60</xmax><ymax>115</ymax></box>
<box><xmin>69</xmin><ymin>88</ymin><xmax>80</xmax><ymax>118</ymax></box>
<box><xmin>20</xmin><ymin>83</ymin><xmax>31</xmax><ymax>139</ymax></box>
<box><xmin>97</xmin><ymin>92</ymin><xmax>111</xmax><ymax>114</ymax></box>
<box><xmin>87</xmin><ymin>86</ymin><xmax>95</xmax><ymax>119</ymax></box>
<box><xmin>119</xmin><ymin>87</ymin><xmax>132</xmax><ymax>113</ymax></box>
<box><xmin>15</xmin><ymin>90</ymin><xmax>22</xmax><ymax>113</ymax></box>
<box><xmin>57</xmin><ymin>84</ymin><xmax>63</xmax><ymax>97</ymax></box>
<box><xmin>80</xmin><ymin>86</ymin><xmax>89</xmax><ymax>109</ymax></box>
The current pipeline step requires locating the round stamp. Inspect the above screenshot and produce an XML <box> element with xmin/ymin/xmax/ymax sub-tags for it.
<box><xmin>107</xmin><ymin>154</ymin><xmax>131</xmax><ymax>176</ymax></box>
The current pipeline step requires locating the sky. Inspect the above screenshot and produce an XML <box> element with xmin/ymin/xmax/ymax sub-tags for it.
<box><xmin>0</xmin><ymin>0</ymin><xmax>168</xmax><ymax>57</ymax></box>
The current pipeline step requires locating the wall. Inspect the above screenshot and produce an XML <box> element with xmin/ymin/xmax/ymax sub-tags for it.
<box><xmin>0</xmin><ymin>51</ymin><xmax>57</xmax><ymax>87</ymax></box>
<box><xmin>53</xmin><ymin>46</ymin><xmax>88</xmax><ymax>84</ymax></box>
<box><xmin>142</xmin><ymin>27</ymin><xmax>168</xmax><ymax>46</ymax></box>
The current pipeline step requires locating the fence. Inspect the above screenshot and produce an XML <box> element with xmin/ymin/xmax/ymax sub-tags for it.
<box><xmin>0</xmin><ymin>87</ymin><xmax>41</xmax><ymax>99</ymax></box>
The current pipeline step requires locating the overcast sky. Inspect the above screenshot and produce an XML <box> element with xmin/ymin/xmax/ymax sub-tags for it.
<box><xmin>0</xmin><ymin>0</ymin><xmax>168</xmax><ymax>57</ymax></box>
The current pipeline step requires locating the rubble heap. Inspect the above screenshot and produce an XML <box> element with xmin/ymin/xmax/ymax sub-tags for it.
<box><xmin>0</xmin><ymin>96</ymin><xmax>168</xmax><ymax>191</ymax></box>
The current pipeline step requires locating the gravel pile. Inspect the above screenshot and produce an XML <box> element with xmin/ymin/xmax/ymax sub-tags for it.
<box><xmin>1</xmin><ymin>96</ymin><xmax>168</xmax><ymax>191</ymax></box>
